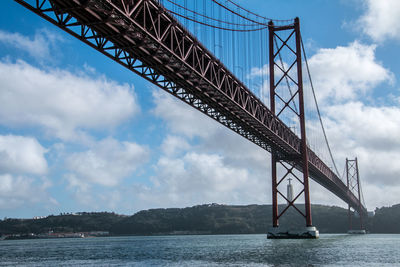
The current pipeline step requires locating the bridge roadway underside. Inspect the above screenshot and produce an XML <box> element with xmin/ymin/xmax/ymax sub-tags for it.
<box><xmin>16</xmin><ymin>0</ymin><xmax>366</xmax><ymax>214</ymax></box>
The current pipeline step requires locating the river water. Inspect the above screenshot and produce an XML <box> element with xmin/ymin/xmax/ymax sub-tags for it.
<box><xmin>0</xmin><ymin>234</ymin><xmax>399</xmax><ymax>266</ymax></box>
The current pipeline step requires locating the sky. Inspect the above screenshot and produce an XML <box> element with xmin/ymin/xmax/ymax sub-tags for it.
<box><xmin>0</xmin><ymin>0</ymin><xmax>400</xmax><ymax>218</ymax></box>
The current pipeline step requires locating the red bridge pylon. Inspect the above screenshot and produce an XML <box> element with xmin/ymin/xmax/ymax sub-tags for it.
<box><xmin>267</xmin><ymin>18</ymin><xmax>318</xmax><ymax>239</ymax></box>
<box><xmin>346</xmin><ymin>158</ymin><xmax>367</xmax><ymax>234</ymax></box>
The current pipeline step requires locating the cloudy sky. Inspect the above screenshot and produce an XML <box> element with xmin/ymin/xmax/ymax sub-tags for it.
<box><xmin>1</xmin><ymin>0</ymin><xmax>400</xmax><ymax>218</ymax></box>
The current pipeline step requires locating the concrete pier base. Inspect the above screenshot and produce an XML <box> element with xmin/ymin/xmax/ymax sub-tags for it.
<box><xmin>267</xmin><ymin>226</ymin><xmax>319</xmax><ymax>239</ymax></box>
<box><xmin>347</xmin><ymin>229</ymin><xmax>366</xmax><ymax>234</ymax></box>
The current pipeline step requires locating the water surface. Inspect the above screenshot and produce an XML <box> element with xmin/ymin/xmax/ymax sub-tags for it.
<box><xmin>1</xmin><ymin>234</ymin><xmax>399</xmax><ymax>266</ymax></box>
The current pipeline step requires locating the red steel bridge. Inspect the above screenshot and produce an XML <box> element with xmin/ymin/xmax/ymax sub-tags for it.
<box><xmin>15</xmin><ymin>0</ymin><xmax>367</xmax><ymax>236</ymax></box>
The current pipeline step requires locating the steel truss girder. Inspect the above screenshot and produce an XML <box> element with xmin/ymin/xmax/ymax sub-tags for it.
<box><xmin>16</xmin><ymin>0</ymin><xmax>300</xmax><ymax>156</ymax></box>
<box><xmin>15</xmin><ymin>0</ymin><xmax>366</xmax><ymax>214</ymax></box>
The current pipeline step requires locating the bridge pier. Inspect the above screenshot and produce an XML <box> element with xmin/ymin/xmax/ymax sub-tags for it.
<box><xmin>267</xmin><ymin>226</ymin><xmax>319</xmax><ymax>239</ymax></box>
<box><xmin>347</xmin><ymin>229</ymin><xmax>366</xmax><ymax>235</ymax></box>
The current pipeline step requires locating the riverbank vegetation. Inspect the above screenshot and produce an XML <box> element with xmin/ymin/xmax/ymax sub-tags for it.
<box><xmin>1</xmin><ymin>203</ymin><xmax>399</xmax><ymax>237</ymax></box>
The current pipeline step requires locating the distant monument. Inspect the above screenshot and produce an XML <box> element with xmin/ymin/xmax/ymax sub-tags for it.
<box><xmin>287</xmin><ymin>178</ymin><xmax>294</xmax><ymax>204</ymax></box>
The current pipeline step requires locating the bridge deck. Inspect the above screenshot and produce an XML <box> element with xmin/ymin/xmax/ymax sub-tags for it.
<box><xmin>15</xmin><ymin>0</ymin><xmax>366</xmax><ymax>213</ymax></box>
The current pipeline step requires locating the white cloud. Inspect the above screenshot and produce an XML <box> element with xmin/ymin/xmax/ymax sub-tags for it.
<box><xmin>136</xmin><ymin>151</ymin><xmax>267</xmax><ymax>208</ymax></box>
<box><xmin>0</xmin><ymin>174</ymin><xmax>37</xmax><ymax>208</ymax></box>
<box><xmin>249</xmin><ymin>64</ymin><xmax>269</xmax><ymax>78</ymax></box>
<box><xmin>65</xmin><ymin>138</ymin><xmax>149</xmax><ymax>188</ymax></box>
<box><xmin>158</xmin><ymin>152</ymin><xmax>249</xmax><ymax>193</ymax></box>
<box><xmin>133</xmin><ymin>90</ymin><xmax>272</xmax><ymax>209</ymax></box>
<box><xmin>0</xmin><ymin>134</ymin><xmax>48</xmax><ymax>175</ymax></box>
<box><xmin>309</xmin><ymin>179</ymin><xmax>346</xmax><ymax>207</ymax></box>
<box><xmin>357</xmin><ymin>0</ymin><xmax>400</xmax><ymax>42</ymax></box>
<box><xmin>308</xmin><ymin>41</ymin><xmax>393</xmax><ymax>103</ymax></box>
<box><xmin>152</xmin><ymin>90</ymin><xmax>218</xmax><ymax>139</ymax></box>
<box><xmin>323</xmin><ymin>102</ymin><xmax>400</xmax><ymax>187</ymax></box>
<box><xmin>0</xmin><ymin>174</ymin><xmax>56</xmax><ymax>209</ymax></box>
<box><xmin>361</xmin><ymin>183</ymin><xmax>400</xmax><ymax>209</ymax></box>
<box><xmin>153</xmin><ymin>90</ymin><xmax>269</xmax><ymax>171</ymax></box>
<box><xmin>98</xmin><ymin>190</ymin><xmax>122</xmax><ymax>210</ymax></box>
<box><xmin>0</xmin><ymin>29</ymin><xmax>62</xmax><ymax>60</ymax></box>
<box><xmin>161</xmin><ymin>135</ymin><xmax>191</xmax><ymax>156</ymax></box>
<box><xmin>0</xmin><ymin>135</ymin><xmax>56</xmax><ymax>210</ymax></box>
<box><xmin>63</xmin><ymin>138</ymin><xmax>149</xmax><ymax>210</ymax></box>
<box><xmin>65</xmin><ymin>173</ymin><xmax>90</xmax><ymax>193</ymax></box>
<box><xmin>0</xmin><ymin>60</ymin><xmax>139</xmax><ymax>142</ymax></box>
<box><xmin>326</xmin><ymin>102</ymin><xmax>400</xmax><ymax>152</ymax></box>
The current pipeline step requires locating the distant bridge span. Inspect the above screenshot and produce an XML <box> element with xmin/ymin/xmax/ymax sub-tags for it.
<box><xmin>15</xmin><ymin>0</ymin><xmax>367</xmax><ymax>224</ymax></box>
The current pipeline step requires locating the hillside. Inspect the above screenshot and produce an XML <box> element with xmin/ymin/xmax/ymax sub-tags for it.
<box><xmin>1</xmin><ymin>204</ymin><xmax>399</xmax><ymax>236</ymax></box>
<box><xmin>369</xmin><ymin>204</ymin><xmax>400</xmax><ymax>233</ymax></box>
<box><xmin>0</xmin><ymin>212</ymin><xmax>125</xmax><ymax>235</ymax></box>
<box><xmin>110</xmin><ymin>204</ymin><xmax>348</xmax><ymax>235</ymax></box>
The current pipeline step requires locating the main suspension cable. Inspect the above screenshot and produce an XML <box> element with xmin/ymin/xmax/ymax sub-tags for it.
<box><xmin>165</xmin><ymin>9</ymin><xmax>268</xmax><ymax>31</ymax></box>
<box><xmin>211</xmin><ymin>0</ymin><xmax>268</xmax><ymax>26</ymax></box>
<box><xmin>224</xmin><ymin>0</ymin><xmax>294</xmax><ymax>23</ymax></box>
<box><xmin>165</xmin><ymin>0</ymin><xmax>261</xmax><ymax>27</ymax></box>
<box><xmin>300</xmin><ymin>36</ymin><xmax>340</xmax><ymax>177</ymax></box>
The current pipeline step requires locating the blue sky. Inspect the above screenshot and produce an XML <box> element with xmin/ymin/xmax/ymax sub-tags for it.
<box><xmin>0</xmin><ymin>0</ymin><xmax>400</xmax><ymax>218</ymax></box>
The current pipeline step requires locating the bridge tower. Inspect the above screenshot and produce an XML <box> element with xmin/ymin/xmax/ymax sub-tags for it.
<box><xmin>267</xmin><ymin>18</ymin><xmax>318</xmax><ymax>239</ymax></box>
<box><xmin>346</xmin><ymin>158</ymin><xmax>367</xmax><ymax>234</ymax></box>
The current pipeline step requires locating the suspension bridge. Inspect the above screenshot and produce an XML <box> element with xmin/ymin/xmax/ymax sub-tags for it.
<box><xmin>15</xmin><ymin>0</ymin><xmax>367</xmax><ymax>238</ymax></box>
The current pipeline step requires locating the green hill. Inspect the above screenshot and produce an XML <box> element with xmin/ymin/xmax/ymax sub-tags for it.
<box><xmin>1</xmin><ymin>204</ymin><xmax>399</xmax><ymax>236</ymax></box>
<box><xmin>0</xmin><ymin>212</ymin><xmax>125</xmax><ymax>235</ymax></box>
<box><xmin>369</xmin><ymin>204</ymin><xmax>400</xmax><ymax>233</ymax></box>
<box><xmin>110</xmin><ymin>204</ymin><xmax>349</xmax><ymax>235</ymax></box>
